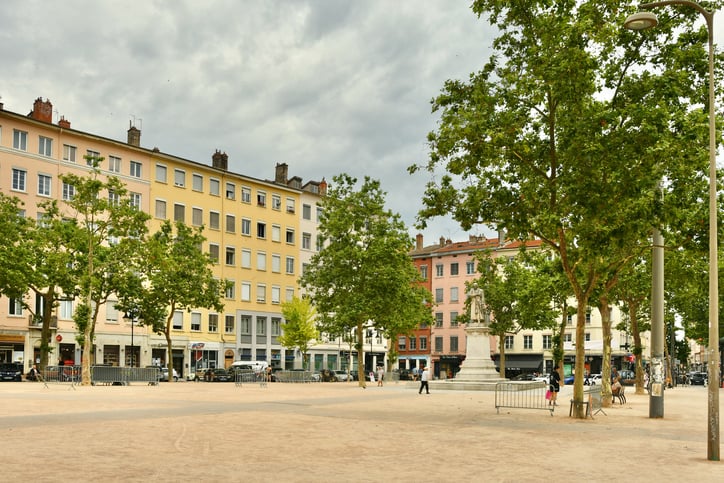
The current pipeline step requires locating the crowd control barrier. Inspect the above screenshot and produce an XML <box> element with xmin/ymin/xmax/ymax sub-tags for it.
<box><xmin>494</xmin><ymin>381</ymin><xmax>554</xmax><ymax>416</ymax></box>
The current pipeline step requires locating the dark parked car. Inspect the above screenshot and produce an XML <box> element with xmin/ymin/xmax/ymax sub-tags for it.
<box><xmin>619</xmin><ymin>370</ymin><xmax>636</xmax><ymax>386</ymax></box>
<box><xmin>513</xmin><ymin>373</ymin><xmax>536</xmax><ymax>381</ymax></box>
<box><xmin>203</xmin><ymin>367</ymin><xmax>232</xmax><ymax>382</ymax></box>
<box><xmin>564</xmin><ymin>374</ymin><xmax>575</xmax><ymax>385</ymax></box>
<box><xmin>0</xmin><ymin>363</ymin><xmax>23</xmax><ymax>381</ymax></box>
<box><xmin>690</xmin><ymin>372</ymin><xmax>707</xmax><ymax>386</ymax></box>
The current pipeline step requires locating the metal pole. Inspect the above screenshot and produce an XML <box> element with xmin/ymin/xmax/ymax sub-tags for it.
<box><xmin>131</xmin><ymin>317</ymin><xmax>135</xmax><ymax>367</ymax></box>
<box><xmin>651</xmin><ymin>227</ymin><xmax>665</xmax><ymax>418</ymax></box>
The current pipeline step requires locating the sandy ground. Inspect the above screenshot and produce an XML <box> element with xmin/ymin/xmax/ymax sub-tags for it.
<box><xmin>1</xmin><ymin>380</ymin><xmax>723</xmax><ymax>483</ymax></box>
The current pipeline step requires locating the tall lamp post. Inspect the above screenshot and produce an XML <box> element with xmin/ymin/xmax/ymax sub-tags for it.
<box><xmin>625</xmin><ymin>1</ymin><xmax>719</xmax><ymax>461</ymax></box>
<box><xmin>124</xmin><ymin>311</ymin><xmax>136</xmax><ymax>368</ymax></box>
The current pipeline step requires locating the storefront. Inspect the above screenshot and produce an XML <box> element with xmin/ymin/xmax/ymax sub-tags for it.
<box><xmin>493</xmin><ymin>354</ymin><xmax>543</xmax><ymax>378</ymax></box>
<box><xmin>0</xmin><ymin>334</ymin><xmax>25</xmax><ymax>365</ymax></box>
<box><xmin>437</xmin><ymin>355</ymin><xmax>465</xmax><ymax>379</ymax></box>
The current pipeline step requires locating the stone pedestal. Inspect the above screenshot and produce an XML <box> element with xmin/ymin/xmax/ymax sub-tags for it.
<box><xmin>454</xmin><ymin>323</ymin><xmax>501</xmax><ymax>382</ymax></box>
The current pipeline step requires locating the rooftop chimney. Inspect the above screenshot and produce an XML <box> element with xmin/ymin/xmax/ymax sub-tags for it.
<box><xmin>212</xmin><ymin>150</ymin><xmax>228</xmax><ymax>170</ymax></box>
<box><xmin>58</xmin><ymin>116</ymin><xmax>71</xmax><ymax>129</ymax></box>
<box><xmin>319</xmin><ymin>178</ymin><xmax>327</xmax><ymax>196</ymax></box>
<box><xmin>29</xmin><ymin>97</ymin><xmax>53</xmax><ymax>123</ymax></box>
<box><xmin>275</xmin><ymin>163</ymin><xmax>289</xmax><ymax>184</ymax></box>
<box><xmin>416</xmin><ymin>234</ymin><xmax>423</xmax><ymax>250</ymax></box>
<box><xmin>127</xmin><ymin>121</ymin><xmax>141</xmax><ymax>146</ymax></box>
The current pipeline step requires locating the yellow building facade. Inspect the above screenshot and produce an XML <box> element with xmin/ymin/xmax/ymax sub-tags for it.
<box><xmin>0</xmin><ymin>98</ymin><xmax>323</xmax><ymax>378</ymax></box>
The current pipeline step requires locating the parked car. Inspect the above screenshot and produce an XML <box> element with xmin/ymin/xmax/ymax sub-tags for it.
<box><xmin>160</xmin><ymin>367</ymin><xmax>179</xmax><ymax>382</ymax></box>
<box><xmin>585</xmin><ymin>374</ymin><xmax>602</xmax><ymax>385</ymax></box>
<box><xmin>331</xmin><ymin>370</ymin><xmax>350</xmax><ymax>382</ymax></box>
<box><xmin>690</xmin><ymin>371</ymin><xmax>707</xmax><ymax>386</ymax></box>
<box><xmin>564</xmin><ymin>374</ymin><xmax>575</xmax><ymax>385</ymax></box>
<box><xmin>200</xmin><ymin>367</ymin><xmax>232</xmax><ymax>382</ymax></box>
<box><xmin>513</xmin><ymin>373</ymin><xmax>536</xmax><ymax>381</ymax></box>
<box><xmin>0</xmin><ymin>363</ymin><xmax>23</xmax><ymax>382</ymax></box>
<box><xmin>533</xmin><ymin>374</ymin><xmax>550</xmax><ymax>385</ymax></box>
<box><xmin>619</xmin><ymin>370</ymin><xmax>636</xmax><ymax>386</ymax></box>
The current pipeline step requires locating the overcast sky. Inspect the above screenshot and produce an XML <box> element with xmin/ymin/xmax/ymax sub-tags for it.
<box><xmin>0</xmin><ymin>0</ymin><xmax>498</xmax><ymax>245</ymax></box>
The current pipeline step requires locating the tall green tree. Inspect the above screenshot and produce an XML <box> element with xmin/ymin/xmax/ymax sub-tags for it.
<box><xmin>60</xmin><ymin>156</ymin><xmax>150</xmax><ymax>385</ymax></box>
<box><xmin>409</xmin><ymin>1</ymin><xmax>719</xmax><ymax>417</ymax></box>
<box><xmin>300</xmin><ymin>174</ymin><xmax>433</xmax><ymax>387</ymax></box>
<box><xmin>278</xmin><ymin>297</ymin><xmax>319</xmax><ymax>370</ymax></box>
<box><xmin>116</xmin><ymin>220</ymin><xmax>229</xmax><ymax>382</ymax></box>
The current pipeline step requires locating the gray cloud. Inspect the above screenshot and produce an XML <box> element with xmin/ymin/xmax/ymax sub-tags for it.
<box><xmin>1</xmin><ymin>0</ymin><xmax>500</xmax><ymax>244</ymax></box>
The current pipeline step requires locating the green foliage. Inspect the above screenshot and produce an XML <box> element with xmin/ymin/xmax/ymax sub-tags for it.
<box><xmin>278</xmin><ymin>297</ymin><xmax>319</xmax><ymax>369</ymax></box>
<box><xmin>300</xmin><ymin>174</ymin><xmax>433</xmax><ymax>382</ymax></box>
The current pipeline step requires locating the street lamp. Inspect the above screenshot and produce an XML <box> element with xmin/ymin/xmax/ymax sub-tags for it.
<box><xmin>124</xmin><ymin>311</ymin><xmax>136</xmax><ymax>368</ymax></box>
<box><xmin>625</xmin><ymin>0</ymin><xmax>719</xmax><ymax>461</ymax></box>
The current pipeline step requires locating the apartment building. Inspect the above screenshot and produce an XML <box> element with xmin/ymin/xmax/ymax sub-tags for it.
<box><xmin>410</xmin><ymin>233</ymin><xmax>648</xmax><ymax>380</ymax></box>
<box><xmin>0</xmin><ymin>98</ymin><xmax>324</xmax><ymax>377</ymax></box>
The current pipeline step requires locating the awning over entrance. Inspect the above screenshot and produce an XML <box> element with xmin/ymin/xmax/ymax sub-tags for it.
<box><xmin>492</xmin><ymin>354</ymin><xmax>543</xmax><ymax>370</ymax></box>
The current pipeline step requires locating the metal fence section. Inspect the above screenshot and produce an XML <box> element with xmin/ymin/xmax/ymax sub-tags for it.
<box><xmin>273</xmin><ymin>370</ymin><xmax>317</xmax><ymax>383</ymax></box>
<box><xmin>572</xmin><ymin>385</ymin><xmax>606</xmax><ymax>419</ymax></box>
<box><xmin>90</xmin><ymin>366</ymin><xmax>160</xmax><ymax>386</ymax></box>
<box><xmin>495</xmin><ymin>381</ymin><xmax>554</xmax><ymax>415</ymax></box>
<box><xmin>234</xmin><ymin>371</ymin><xmax>267</xmax><ymax>387</ymax></box>
<box><xmin>41</xmin><ymin>365</ymin><xmax>82</xmax><ymax>389</ymax></box>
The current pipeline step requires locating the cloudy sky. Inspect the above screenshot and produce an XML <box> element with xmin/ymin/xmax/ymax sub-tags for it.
<box><xmin>0</xmin><ymin>0</ymin><xmax>498</xmax><ymax>244</ymax></box>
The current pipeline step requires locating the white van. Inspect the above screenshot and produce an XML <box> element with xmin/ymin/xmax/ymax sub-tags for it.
<box><xmin>230</xmin><ymin>360</ymin><xmax>268</xmax><ymax>373</ymax></box>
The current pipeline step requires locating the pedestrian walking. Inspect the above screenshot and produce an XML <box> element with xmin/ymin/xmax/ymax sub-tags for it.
<box><xmin>419</xmin><ymin>366</ymin><xmax>430</xmax><ymax>394</ymax></box>
<box><xmin>549</xmin><ymin>366</ymin><xmax>560</xmax><ymax>406</ymax></box>
<box><xmin>376</xmin><ymin>366</ymin><xmax>384</xmax><ymax>386</ymax></box>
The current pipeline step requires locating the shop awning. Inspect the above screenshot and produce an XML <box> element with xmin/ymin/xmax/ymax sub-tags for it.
<box><xmin>493</xmin><ymin>354</ymin><xmax>543</xmax><ymax>370</ymax></box>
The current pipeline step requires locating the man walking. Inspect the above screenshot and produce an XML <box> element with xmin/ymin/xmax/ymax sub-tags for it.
<box><xmin>419</xmin><ymin>366</ymin><xmax>430</xmax><ymax>394</ymax></box>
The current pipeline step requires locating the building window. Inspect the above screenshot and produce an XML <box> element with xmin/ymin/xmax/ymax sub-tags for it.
<box><xmin>286</xmin><ymin>198</ymin><xmax>295</xmax><ymax>214</ymax></box>
<box><xmin>192</xmin><ymin>174</ymin><xmax>203</xmax><ymax>191</ymax></box>
<box><xmin>241</xmin><ymin>186</ymin><xmax>251</xmax><ymax>203</ymax></box>
<box><xmin>209</xmin><ymin>178</ymin><xmax>220</xmax><ymax>196</ymax></box>
<box><xmin>172</xmin><ymin>311</ymin><xmax>183</xmax><ymax>330</ymax></box>
<box><xmin>285</xmin><ymin>287</ymin><xmax>294</xmax><ymax>301</ymax></box>
<box><xmin>285</xmin><ymin>228</ymin><xmax>294</xmax><ymax>244</ymax></box>
<box><xmin>192</xmin><ymin>207</ymin><xmax>203</xmax><ymax>226</ymax></box>
<box><xmin>241</xmin><ymin>249</ymin><xmax>252</xmax><ymax>269</ymax></box>
<box><xmin>450</xmin><ymin>312</ymin><xmax>458</xmax><ymax>327</ymax></box>
<box><xmin>585</xmin><ymin>332</ymin><xmax>591</xmax><ymax>342</ymax></box>
<box><xmin>108</xmin><ymin>155</ymin><xmax>121</xmax><ymax>173</ymax></box>
<box><xmin>436</xmin><ymin>264</ymin><xmax>444</xmax><ymax>277</ymax></box>
<box><xmin>466</xmin><ymin>261</ymin><xmax>476</xmax><ymax>274</ymax></box>
<box><xmin>302</xmin><ymin>233</ymin><xmax>311</xmax><ymax>250</ymax></box>
<box><xmin>271</xmin><ymin>225</ymin><xmax>281</xmax><ymax>242</ymax></box>
<box><xmin>257</xmin><ymin>284</ymin><xmax>266</xmax><ymax>303</ymax></box>
<box><xmin>9</xmin><ymin>298</ymin><xmax>23</xmax><ymax>316</ymax></box>
<box><xmin>257</xmin><ymin>191</ymin><xmax>266</xmax><ymax>207</ymax></box>
<box><xmin>225</xmin><ymin>280</ymin><xmax>235</xmax><ymax>299</ymax></box>
<box><xmin>39</xmin><ymin>136</ymin><xmax>52</xmax><ymax>157</ymax></box>
<box><xmin>505</xmin><ymin>336</ymin><xmax>514</xmax><ymax>350</ymax></box>
<box><xmin>174</xmin><ymin>169</ymin><xmax>185</xmax><ymax>187</ymax></box>
<box><xmin>271</xmin><ymin>286</ymin><xmax>281</xmax><ymax>304</ymax></box>
<box><xmin>435</xmin><ymin>312</ymin><xmax>443</xmax><ymax>327</ymax></box>
<box><xmin>225</xmin><ymin>247</ymin><xmax>235</xmax><ymax>266</ymax></box>
<box><xmin>420</xmin><ymin>265</ymin><xmax>428</xmax><ymax>280</ymax></box>
<box><xmin>271</xmin><ymin>317</ymin><xmax>281</xmax><ymax>336</ymax></box>
<box><xmin>209</xmin><ymin>211</ymin><xmax>220</xmax><ymax>230</ymax></box>
<box><xmin>450</xmin><ymin>336</ymin><xmax>459</xmax><ymax>352</ymax></box>
<box><xmin>155</xmin><ymin>199</ymin><xmax>166</xmax><ymax>219</ymax></box>
<box><xmin>108</xmin><ymin>190</ymin><xmax>120</xmax><ymax>206</ymax></box>
<box><xmin>450</xmin><ymin>287</ymin><xmax>459</xmax><ymax>303</ymax></box>
<box><xmin>209</xmin><ymin>244</ymin><xmax>219</xmax><ymax>263</ymax></box>
<box><xmin>285</xmin><ymin>257</ymin><xmax>295</xmax><ymax>275</ymax></box>
<box><xmin>567</xmin><ymin>314</ymin><xmax>573</xmax><ymax>325</ymax></box>
<box><xmin>434</xmin><ymin>336</ymin><xmax>443</xmax><ymax>352</ymax></box>
<box><xmin>129</xmin><ymin>192</ymin><xmax>141</xmax><ymax>209</ymax></box>
<box><xmin>63</xmin><ymin>144</ymin><xmax>76</xmax><ymax>162</ymax></box>
<box><xmin>226</xmin><ymin>214</ymin><xmax>236</xmax><ymax>233</ymax></box>
<box><xmin>62</xmin><ymin>182</ymin><xmax>75</xmax><ymax>201</ymax></box>
<box><xmin>303</xmin><ymin>204</ymin><xmax>312</xmax><ymax>220</ymax></box>
<box><xmin>398</xmin><ymin>336</ymin><xmax>407</xmax><ymax>351</ymax></box>
<box><xmin>38</xmin><ymin>174</ymin><xmax>52</xmax><ymax>196</ymax></box>
<box><xmin>272</xmin><ymin>254</ymin><xmax>281</xmax><ymax>273</ymax></box>
<box><xmin>240</xmin><ymin>315</ymin><xmax>251</xmax><ymax>334</ymax></box>
<box><xmin>524</xmin><ymin>335</ymin><xmax>533</xmax><ymax>349</ymax></box>
<box><xmin>13</xmin><ymin>130</ymin><xmax>28</xmax><ymax>151</ymax></box>
<box><xmin>12</xmin><ymin>168</ymin><xmax>27</xmax><ymax>191</ymax></box>
<box><xmin>155</xmin><ymin>164</ymin><xmax>167</xmax><ymax>183</ymax></box>
<box><xmin>564</xmin><ymin>333</ymin><xmax>572</xmax><ymax>343</ymax></box>
<box><xmin>419</xmin><ymin>337</ymin><xmax>427</xmax><ymax>350</ymax></box>
<box><xmin>191</xmin><ymin>312</ymin><xmax>201</xmax><ymax>331</ymax></box>
<box><xmin>543</xmin><ymin>334</ymin><xmax>552</xmax><ymax>350</ymax></box>
<box><xmin>435</xmin><ymin>288</ymin><xmax>443</xmax><ymax>304</ymax></box>
<box><xmin>225</xmin><ymin>182</ymin><xmax>235</xmax><ymax>200</ymax></box>
<box><xmin>585</xmin><ymin>310</ymin><xmax>592</xmax><ymax>324</ymax></box>
<box><xmin>241</xmin><ymin>282</ymin><xmax>251</xmax><ymax>301</ymax></box>
<box><xmin>450</xmin><ymin>263</ymin><xmax>459</xmax><ymax>276</ymax></box>
<box><xmin>272</xmin><ymin>194</ymin><xmax>281</xmax><ymax>210</ymax></box>
<box><xmin>257</xmin><ymin>222</ymin><xmax>266</xmax><ymax>239</ymax></box>
<box><xmin>130</xmin><ymin>160</ymin><xmax>142</xmax><ymax>178</ymax></box>
<box><xmin>225</xmin><ymin>315</ymin><xmax>235</xmax><ymax>334</ymax></box>
<box><xmin>208</xmin><ymin>313</ymin><xmax>218</xmax><ymax>333</ymax></box>
<box><xmin>409</xmin><ymin>337</ymin><xmax>416</xmax><ymax>350</ymax></box>
<box><xmin>173</xmin><ymin>203</ymin><xmax>185</xmax><ymax>222</ymax></box>
<box><xmin>256</xmin><ymin>316</ymin><xmax>266</xmax><ymax>335</ymax></box>
<box><xmin>241</xmin><ymin>218</ymin><xmax>251</xmax><ymax>236</ymax></box>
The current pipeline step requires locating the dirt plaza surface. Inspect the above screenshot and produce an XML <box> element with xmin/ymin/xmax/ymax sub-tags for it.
<box><xmin>1</xmin><ymin>380</ymin><xmax>723</xmax><ymax>483</ymax></box>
